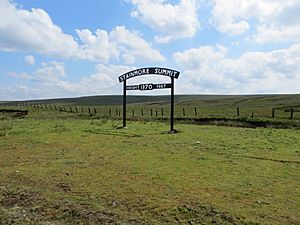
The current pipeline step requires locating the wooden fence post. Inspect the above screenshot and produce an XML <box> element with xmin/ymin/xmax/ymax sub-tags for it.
<box><xmin>161</xmin><ymin>108</ymin><xmax>164</xmax><ymax>117</ymax></box>
<box><xmin>94</xmin><ymin>108</ymin><xmax>97</xmax><ymax>114</ymax></box>
<box><xmin>290</xmin><ymin>108</ymin><xmax>294</xmax><ymax>120</ymax></box>
<box><xmin>251</xmin><ymin>111</ymin><xmax>254</xmax><ymax>118</ymax></box>
<box><xmin>237</xmin><ymin>107</ymin><xmax>240</xmax><ymax>117</ymax></box>
<box><xmin>272</xmin><ymin>108</ymin><xmax>275</xmax><ymax>118</ymax></box>
<box><xmin>195</xmin><ymin>107</ymin><xmax>197</xmax><ymax>116</ymax></box>
<box><xmin>151</xmin><ymin>109</ymin><xmax>153</xmax><ymax>117</ymax></box>
<box><xmin>183</xmin><ymin>108</ymin><xmax>185</xmax><ymax>117</ymax></box>
<box><xmin>141</xmin><ymin>109</ymin><xmax>144</xmax><ymax>117</ymax></box>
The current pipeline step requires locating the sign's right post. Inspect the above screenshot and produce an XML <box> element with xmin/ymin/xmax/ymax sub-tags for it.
<box><xmin>170</xmin><ymin>76</ymin><xmax>174</xmax><ymax>132</ymax></box>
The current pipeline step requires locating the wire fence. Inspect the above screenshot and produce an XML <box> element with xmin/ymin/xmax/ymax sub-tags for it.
<box><xmin>1</xmin><ymin>102</ymin><xmax>299</xmax><ymax>120</ymax></box>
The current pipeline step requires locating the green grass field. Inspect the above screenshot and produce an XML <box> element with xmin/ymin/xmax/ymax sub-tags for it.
<box><xmin>0</xmin><ymin>108</ymin><xmax>299</xmax><ymax>224</ymax></box>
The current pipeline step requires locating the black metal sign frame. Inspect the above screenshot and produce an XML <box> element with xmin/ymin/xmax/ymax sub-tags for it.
<box><xmin>118</xmin><ymin>67</ymin><xmax>180</xmax><ymax>132</ymax></box>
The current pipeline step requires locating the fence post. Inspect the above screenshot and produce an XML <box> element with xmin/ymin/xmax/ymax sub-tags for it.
<box><xmin>195</xmin><ymin>107</ymin><xmax>197</xmax><ymax>116</ymax></box>
<box><xmin>132</xmin><ymin>109</ymin><xmax>135</xmax><ymax>117</ymax></box>
<box><xmin>88</xmin><ymin>108</ymin><xmax>91</xmax><ymax>114</ymax></box>
<box><xmin>237</xmin><ymin>107</ymin><xmax>240</xmax><ymax>117</ymax></box>
<box><xmin>251</xmin><ymin>111</ymin><xmax>254</xmax><ymax>118</ymax></box>
<box><xmin>290</xmin><ymin>108</ymin><xmax>294</xmax><ymax>120</ymax></box>
<box><xmin>75</xmin><ymin>107</ymin><xmax>78</xmax><ymax>113</ymax></box>
<box><xmin>161</xmin><ymin>108</ymin><xmax>164</xmax><ymax>117</ymax></box>
<box><xmin>183</xmin><ymin>108</ymin><xmax>185</xmax><ymax>117</ymax></box>
<box><xmin>272</xmin><ymin>108</ymin><xmax>275</xmax><ymax>118</ymax></box>
<box><xmin>156</xmin><ymin>110</ymin><xmax>158</xmax><ymax>117</ymax></box>
<box><xmin>151</xmin><ymin>109</ymin><xmax>153</xmax><ymax>117</ymax></box>
<box><xmin>109</xmin><ymin>108</ymin><xmax>112</xmax><ymax>116</ymax></box>
<box><xmin>141</xmin><ymin>109</ymin><xmax>144</xmax><ymax>117</ymax></box>
<box><xmin>94</xmin><ymin>108</ymin><xmax>97</xmax><ymax>114</ymax></box>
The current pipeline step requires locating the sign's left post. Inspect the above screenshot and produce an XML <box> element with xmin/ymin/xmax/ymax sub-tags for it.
<box><xmin>123</xmin><ymin>79</ymin><xmax>127</xmax><ymax>128</ymax></box>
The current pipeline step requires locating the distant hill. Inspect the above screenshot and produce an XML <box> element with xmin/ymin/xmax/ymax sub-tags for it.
<box><xmin>1</xmin><ymin>95</ymin><xmax>222</xmax><ymax>106</ymax></box>
<box><xmin>1</xmin><ymin>94</ymin><xmax>300</xmax><ymax>109</ymax></box>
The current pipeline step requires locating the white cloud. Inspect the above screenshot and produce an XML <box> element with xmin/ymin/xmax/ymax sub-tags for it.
<box><xmin>7</xmin><ymin>62</ymin><xmax>136</xmax><ymax>99</ymax></box>
<box><xmin>253</xmin><ymin>24</ymin><xmax>300</xmax><ymax>44</ymax></box>
<box><xmin>0</xmin><ymin>0</ymin><xmax>79</xmax><ymax>57</ymax></box>
<box><xmin>4</xmin><ymin>61</ymin><xmax>71</xmax><ymax>99</ymax></box>
<box><xmin>210</xmin><ymin>0</ymin><xmax>300</xmax><ymax>43</ymax></box>
<box><xmin>0</xmin><ymin>0</ymin><xmax>164</xmax><ymax>64</ymax></box>
<box><xmin>12</xmin><ymin>61</ymin><xmax>65</xmax><ymax>82</ymax></box>
<box><xmin>110</xmin><ymin>26</ymin><xmax>165</xmax><ymax>63</ymax></box>
<box><xmin>35</xmin><ymin>61</ymin><xmax>66</xmax><ymax>81</ymax></box>
<box><xmin>173</xmin><ymin>44</ymin><xmax>300</xmax><ymax>94</ymax></box>
<box><xmin>76</xmin><ymin>29</ymin><xmax>119</xmax><ymax>62</ymax></box>
<box><xmin>127</xmin><ymin>0</ymin><xmax>200</xmax><ymax>43</ymax></box>
<box><xmin>72</xmin><ymin>64</ymin><xmax>135</xmax><ymax>95</ymax></box>
<box><xmin>24</xmin><ymin>55</ymin><xmax>35</xmax><ymax>65</ymax></box>
<box><xmin>76</xmin><ymin>26</ymin><xmax>165</xmax><ymax>64</ymax></box>
<box><xmin>209</xmin><ymin>0</ymin><xmax>250</xmax><ymax>35</ymax></box>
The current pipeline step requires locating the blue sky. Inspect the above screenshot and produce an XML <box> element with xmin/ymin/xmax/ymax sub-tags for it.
<box><xmin>0</xmin><ymin>0</ymin><xmax>299</xmax><ymax>100</ymax></box>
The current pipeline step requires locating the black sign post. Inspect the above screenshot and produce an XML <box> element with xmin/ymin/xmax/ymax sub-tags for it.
<box><xmin>170</xmin><ymin>77</ymin><xmax>174</xmax><ymax>132</ymax></box>
<box><xmin>123</xmin><ymin>79</ymin><xmax>127</xmax><ymax>128</ymax></box>
<box><xmin>118</xmin><ymin>67</ymin><xmax>180</xmax><ymax>133</ymax></box>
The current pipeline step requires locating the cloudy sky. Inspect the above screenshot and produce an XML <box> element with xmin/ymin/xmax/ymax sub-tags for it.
<box><xmin>0</xmin><ymin>0</ymin><xmax>299</xmax><ymax>100</ymax></box>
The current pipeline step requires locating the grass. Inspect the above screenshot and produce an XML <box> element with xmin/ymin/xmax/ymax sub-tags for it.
<box><xmin>0</xmin><ymin>109</ymin><xmax>299</xmax><ymax>224</ymax></box>
<box><xmin>0</xmin><ymin>112</ymin><xmax>14</xmax><ymax>137</ymax></box>
<box><xmin>0</xmin><ymin>120</ymin><xmax>13</xmax><ymax>137</ymax></box>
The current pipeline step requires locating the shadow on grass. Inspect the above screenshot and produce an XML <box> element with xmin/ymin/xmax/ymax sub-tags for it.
<box><xmin>83</xmin><ymin>129</ymin><xmax>144</xmax><ymax>138</ymax></box>
<box><xmin>83</xmin><ymin>128</ymin><xmax>174</xmax><ymax>137</ymax></box>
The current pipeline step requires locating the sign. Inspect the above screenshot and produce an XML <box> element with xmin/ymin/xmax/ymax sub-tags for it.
<box><xmin>119</xmin><ymin>67</ymin><xmax>180</xmax><ymax>133</ymax></box>
<box><xmin>118</xmin><ymin>67</ymin><xmax>180</xmax><ymax>83</ymax></box>
<box><xmin>126</xmin><ymin>83</ymin><xmax>172</xmax><ymax>91</ymax></box>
